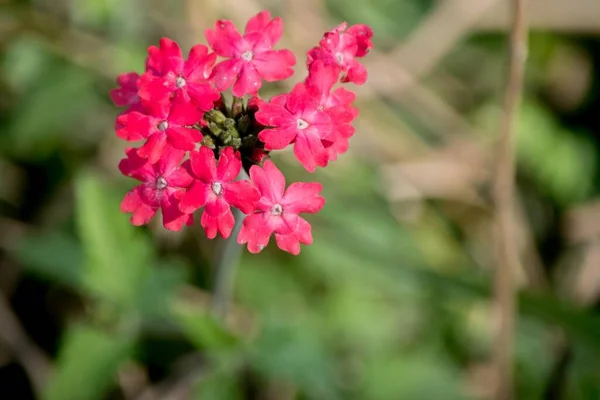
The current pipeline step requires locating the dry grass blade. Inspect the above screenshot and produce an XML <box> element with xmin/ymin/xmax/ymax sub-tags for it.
<box><xmin>491</xmin><ymin>0</ymin><xmax>528</xmax><ymax>398</ymax></box>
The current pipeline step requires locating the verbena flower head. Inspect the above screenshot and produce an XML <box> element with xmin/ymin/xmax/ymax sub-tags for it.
<box><xmin>111</xmin><ymin>11</ymin><xmax>372</xmax><ymax>254</ymax></box>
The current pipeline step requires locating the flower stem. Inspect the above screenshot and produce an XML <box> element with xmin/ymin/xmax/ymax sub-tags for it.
<box><xmin>210</xmin><ymin>170</ymin><xmax>248</xmax><ymax>320</ymax></box>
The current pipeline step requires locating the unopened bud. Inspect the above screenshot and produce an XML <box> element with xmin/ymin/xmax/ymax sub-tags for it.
<box><xmin>231</xmin><ymin>96</ymin><xmax>244</xmax><ymax>118</ymax></box>
<box><xmin>251</xmin><ymin>148</ymin><xmax>268</xmax><ymax>164</ymax></box>
<box><xmin>223</xmin><ymin>118</ymin><xmax>236</xmax><ymax>129</ymax></box>
<box><xmin>242</xmin><ymin>134</ymin><xmax>257</xmax><ymax>148</ymax></box>
<box><xmin>208</xmin><ymin>122</ymin><xmax>223</xmax><ymax>137</ymax></box>
<box><xmin>201</xmin><ymin>135</ymin><xmax>216</xmax><ymax>149</ymax></box>
<box><xmin>205</xmin><ymin>109</ymin><xmax>227</xmax><ymax>124</ymax></box>
<box><xmin>237</xmin><ymin>115</ymin><xmax>250</xmax><ymax>134</ymax></box>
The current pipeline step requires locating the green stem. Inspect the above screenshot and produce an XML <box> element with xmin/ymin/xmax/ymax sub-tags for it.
<box><xmin>210</xmin><ymin>170</ymin><xmax>248</xmax><ymax>320</ymax></box>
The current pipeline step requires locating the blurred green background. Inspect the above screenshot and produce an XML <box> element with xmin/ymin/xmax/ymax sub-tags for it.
<box><xmin>2</xmin><ymin>0</ymin><xmax>600</xmax><ymax>399</ymax></box>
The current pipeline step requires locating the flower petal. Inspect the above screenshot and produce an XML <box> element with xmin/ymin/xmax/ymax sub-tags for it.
<box><xmin>237</xmin><ymin>213</ymin><xmax>272</xmax><ymax>253</ymax></box>
<box><xmin>282</xmin><ymin>182</ymin><xmax>325</xmax><ymax>214</ymax></box>
<box><xmin>232</xmin><ymin>64</ymin><xmax>262</xmax><ymax>97</ymax></box>
<box><xmin>179</xmin><ymin>181</ymin><xmax>209</xmax><ymax>214</ymax></box>
<box><xmin>137</xmin><ymin>131</ymin><xmax>168</xmax><ymax>164</ymax></box>
<box><xmin>249</xmin><ymin>160</ymin><xmax>285</xmax><ymax>204</ymax></box>
<box><xmin>205</xmin><ymin>20</ymin><xmax>242</xmax><ymax>57</ymax></box>
<box><xmin>274</xmin><ymin>231</ymin><xmax>301</xmax><ymax>255</ymax></box>
<box><xmin>223</xmin><ymin>180</ymin><xmax>259</xmax><ymax>214</ymax></box>
<box><xmin>216</xmin><ymin>147</ymin><xmax>242</xmax><ymax>182</ymax></box>
<box><xmin>202</xmin><ymin>197</ymin><xmax>235</xmax><ymax>238</ymax></box>
<box><xmin>121</xmin><ymin>187</ymin><xmax>157</xmax><ymax>226</ymax></box>
<box><xmin>156</xmin><ymin>145</ymin><xmax>187</xmax><ymax>175</ymax></box>
<box><xmin>116</xmin><ymin>111</ymin><xmax>151</xmax><ymax>142</ymax></box>
<box><xmin>244</xmin><ymin>11</ymin><xmax>272</xmax><ymax>35</ymax></box>
<box><xmin>190</xmin><ymin>147</ymin><xmax>217</xmax><ymax>182</ymax></box>
<box><xmin>293</xmin><ymin>132</ymin><xmax>329</xmax><ymax>172</ymax></box>
<box><xmin>251</xmin><ymin>16</ymin><xmax>283</xmax><ymax>50</ymax></box>
<box><xmin>210</xmin><ymin>59</ymin><xmax>242</xmax><ymax>92</ymax></box>
<box><xmin>185</xmin><ymin>44</ymin><xmax>216</xmax><ymax>81</ymax></box>
<box><xmin>166</xmin><ymin>126</ymin><xmax>201</xmax><ymax>151</ymax></box>
<box><xmin>161</xmin><ymin>196</ymin><xmax>193</xmax><ymax>231</ymax></box>
<box><xmin>252</xmin><ymin>49</ymin><xmax>295</xmax><ymax>82</ymax></box>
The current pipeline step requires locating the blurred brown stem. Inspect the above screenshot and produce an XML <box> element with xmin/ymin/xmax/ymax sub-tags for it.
<box><xmin>492</xmin><ymin>0</ymin><xmax>528</xmax><ymax>399</ymax></box>
<box><xmin>0</xmin><ymin>292</ymin><xmax>52</xmax><ymax>396</ymax></box>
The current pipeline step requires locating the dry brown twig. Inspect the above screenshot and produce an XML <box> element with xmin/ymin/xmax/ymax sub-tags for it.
<box><xmin>491</xmin><ymin>0</ymin><xmax>528</xmax><ymax>399</ymax></box>
<box><xmin>0</xmin><ymin>292</ymin><xmax>52</xmax><ymax>395</ymax></box>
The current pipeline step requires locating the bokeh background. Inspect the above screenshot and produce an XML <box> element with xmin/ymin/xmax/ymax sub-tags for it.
<box><xmin>2</xmin><ymin>0</ymin><xmax>600</xmax><ymax>399</ymax></box>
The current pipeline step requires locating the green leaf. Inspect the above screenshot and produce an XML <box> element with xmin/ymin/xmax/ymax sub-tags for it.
<box><xmin>137</xmin><ymin>262</ymin><xmax>189</xmax><ymax>320</ymax></box>
<box><xmin>248</xmin><ymin>322</ymin><xmax>340</xmax><ymax>400</ymax></box>
<box><xmin>4</xmin><ymin>58</ymin><xmax>104</xmax><ymax>158</ymax></box>
<box><xmin>361</xmin><ymin>351</ymin><xmax>463</xmax><ymax>400</ymax></box>
<box><xmin>75</xmin><ymin>171</ymin><xmax>152</xmax><ymax>309</ymax></box>
<box><xmin>44</xmin><ymin>325</ymin><xmax>134</xmax><ymax>400</ymax></box>
<box><xmin>173</xmin><ymin>301</ymin><xmax>240</xmax><ymax>351</ymax></box>
<box><xmin>193</xmin><ymin>368</ymin><xmax>242</xmax><ymax>400</ymax></box>
<box><xmin>15</xmin><ymin>232</ymin><xmax>83</xmax><ymax>288</ymax></box>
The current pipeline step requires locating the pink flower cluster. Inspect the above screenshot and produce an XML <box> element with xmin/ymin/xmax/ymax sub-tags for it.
<box><xmin>111</xmin><ymin>11</ymin><xmax>372</xmax><ymax>255</ymax></box>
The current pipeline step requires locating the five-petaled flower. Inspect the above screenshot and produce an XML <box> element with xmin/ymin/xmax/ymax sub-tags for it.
<box><xmin>307</xmin><ymin>22</ymin><xmax>373</xmax><ymax>85</ymax></box>
<box><xmin>255</xmin><ymin>85</ymin><xmax>334</xmax><ymax>172</ymax></box>
<box><xmin>116</xmin><ymin>97</ymin><xmax>203</xmax><ymax>164</ymax></box>
<box><xmin>206</xmin><ymin>10</ymin><xmax>296</xmax><ymax>97</ymax></box>
<box><xmin>139</xmin><ymin>38</ymin><xmax>220</xmax><ymax>111</ymax></box>
<box><xmin>179</xmin><ymin>147</ymin><xmax>260</xmax><ymax>239</ymax></box>
<box><xmin>238</xmin><ymin>160</ymin><xmax>324</xmax><ymax>255</ymax></box>
<box><xmin>302</xmin><ymin>60</ymin><xmax>358</xmax><ymax>161</ymax></box>
<box><xmin>112</xmin><ymin>10</ymin><xmax>372</xmax><ymax>255</ymax></box>
<box><xmin>119</xmin><ymin>146</ymin><xmax>194</xmax><ymax>231</ymax></box>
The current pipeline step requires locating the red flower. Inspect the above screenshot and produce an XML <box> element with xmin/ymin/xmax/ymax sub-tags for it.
<box><xmin>138</xmin><ymin>38</ymin><xmax>220</xmax><ymax>111</ymax></box>
<box><xmin>304</xmin><ymin>60</ymin><xmax>358</xmax><ymax>161</ymax></box>
<box><xmin>110</xmin><ymin>72</ymin><xmax>140</xmax><ymax>107</ymax></box>
<box><xmin>255</xmin><ymin>85</ymin><xmax>334</xmax><ymax>172</ymax></box>
<box><xmin>179</xmin><ymin>147</ymin><xmax>259</xmax><ymax>239</ymax></box>
<box><xmin>307</xmin><ymin>23</ymin><xmax>373</xmax><ymax>85</ymax></box>
<box><xmin>238</xmin><ymin>160</ymin><xmax>324</xmax><ymax>255</ymax></box>
<box><xmin>206</xmin><ymin>11</ymin><xmax>296</xmax><ymax>97</ymax></box>
<box><xmin>119</xmin><ymin>146</ymin><xmax>194</xmax><ymax>231</ymax></box>
<box><xmin>116</xmin><ymin>98</ymin><xmax>203</xmax><ymax>164</ymax></box>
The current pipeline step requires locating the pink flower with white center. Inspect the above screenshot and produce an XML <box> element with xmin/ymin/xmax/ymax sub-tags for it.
<box><xmin>110</xmin><ymin>72</ymin><xmax>140</xmax><ymax>107</ymax></box>
<box><xmin>179</xmin><ymin>146</ymin><xmax>259</xmax><ymax>239</ymax></box>
<box><xmin>116</xmin><ymin>98</ymin><xmax>203</xmax><ymax>164</ymax></box>
<box><xmin>303</xmin><ymin>60</ymin><xmax>358</xmax><ymax>161</ymax></box>
<box><xmin>255</xmin><ymin>86</ymin><xmax>334</xmax><ymax>172</ymax></box>
<box><xmin>119</xmin><ymin>146</ymin><xmax>194</xmax><ymax>231</ymax></box>
<box><xmin>307</xmin><ymin>23</ymin><xmax>373</xmax><ymax>85</ymax></box>
<box><xmin>238</xmin><ymin>160</ymin><xmax>324</xmax><ymax>255</ymax></box>
<box><xmin>205</xmin><ymin>11</ymin><xmax>296</xmax><ymax>97</ymax></box>
<box><xmin>138</xmin><ymin>38</ymin><xmax>220</xmax><ymax>111</ymax></box>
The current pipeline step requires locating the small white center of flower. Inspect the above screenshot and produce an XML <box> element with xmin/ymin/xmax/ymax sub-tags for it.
<box><xmin>211</xmin><ymin>182</ymin><xmax>223</xmax><ymax>196</ymax></box>
<box><xmin>175</xmin><ymin>76</ymin><xmax>186</xmax><ymax>88</ymax></box>
<box><xmin>335</xmin><ymin>52</ymin><xmax>345</xmax><ymax>64</ymax></box>
<box><xmin>296</xmin><ymin>119</ymin><xmax>309</xmax><ymax>130</ymax></box>
<box><xmin>271</xmin><ymin>204</ymin><xmax>283</xmax><ymax>216</ymax></box>
<box><xmin>157</xmin><ymin>120</ymin><xmax>169</xmax><ymax>131</ymax></box>
<box><xmin>156</xmin><ymin>176</ymin><xmax>168</xmax><ymax>190</ymax></box>
<box><xmin>241</xmin><ymin>50</ymin><xmax>254</xmax><ymax>61</ymax></box>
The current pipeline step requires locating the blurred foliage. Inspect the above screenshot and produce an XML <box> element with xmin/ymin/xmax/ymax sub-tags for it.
<box><xmin>2</xmin><ymin>0</ymin><xmax>600</xmax><ymax>399</ymax></box>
